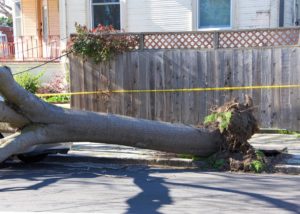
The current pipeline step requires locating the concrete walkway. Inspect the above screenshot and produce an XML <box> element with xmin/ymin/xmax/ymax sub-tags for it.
<box><xmin>249</xmin><ymin>134</ymin><xmax>300</xmax><ymax>155</ymax></box>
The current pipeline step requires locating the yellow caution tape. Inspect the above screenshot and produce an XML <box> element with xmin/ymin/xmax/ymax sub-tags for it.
<box><xmin>36</xmin><ymin>84</ymin><xmax>300</xmax><ymax>98</ymax></box>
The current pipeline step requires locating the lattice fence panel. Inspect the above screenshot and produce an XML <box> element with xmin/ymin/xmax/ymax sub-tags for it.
<box><xmin>143</xmin><ymin>32</ymin><xmax>214</xmax><ymax>49</ymax></box>
<box><xmin>125</xmin><ymin>34</ymin><xmax>141</xmax><ymax>50</ymax></box>
<box><xmin>219</xmin><ymin>29</ymin><xmax>299</xmax><ymax>48</ymax></box>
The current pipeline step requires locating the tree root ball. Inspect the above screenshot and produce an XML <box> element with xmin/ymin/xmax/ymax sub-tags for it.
<box><xmin>205</xmin><ymin>95</ymin><xmax>260</xmax><ymax>172</ymax></box>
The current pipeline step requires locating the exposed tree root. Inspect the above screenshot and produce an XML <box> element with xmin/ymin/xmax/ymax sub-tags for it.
<box><xmin>204</xmin><ymin>96</ymin><xmax>262</xmax><ymax>172</ymax></box>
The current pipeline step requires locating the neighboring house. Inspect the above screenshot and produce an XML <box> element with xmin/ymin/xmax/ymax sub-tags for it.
<box><xmin>10</xmin><ymin>0</ymin><xmax>300</xmax><ymax>61</ymax></box>
<box><xmin>0</xmin><ymin>0</ymin><xmax>13</xmax><ymax>59</ymax></box>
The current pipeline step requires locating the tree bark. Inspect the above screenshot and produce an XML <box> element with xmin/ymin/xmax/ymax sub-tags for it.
<box><xmin>0</xmin><ymin>66</ymin><xmax>223</xmax><ymax>163</ymax></box>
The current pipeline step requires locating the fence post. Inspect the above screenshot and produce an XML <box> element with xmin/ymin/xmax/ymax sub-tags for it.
<box><xmin>139</xmin><ymin>33</ymin><xmax>144</xmax><ymax>50</ymax></box>
<box><xmin>213</xmin><ymin>32</ymin><xmax>219</xmax><ymax>49</ymax></box>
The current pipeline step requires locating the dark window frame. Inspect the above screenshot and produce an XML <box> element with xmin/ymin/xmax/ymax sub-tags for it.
<box><xmin>91</xmin><ymin>0</ymin><xmax>121</xmax><ymax>30</ymax></box>
<box><xmin>197</xmin><ymin>0</ymin><xmax>232</xmax><ymax>30</ymax></box>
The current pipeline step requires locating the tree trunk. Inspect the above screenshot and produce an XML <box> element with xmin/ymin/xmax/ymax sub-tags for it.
<box><xmin>0</xmin><ymin>66</ymin><xmax>223</xmax><ymax>163</ymax></box>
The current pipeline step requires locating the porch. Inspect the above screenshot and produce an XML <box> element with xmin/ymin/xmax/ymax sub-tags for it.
<box><xmin>0</xmin><ymin>0</ymin><xmax>61</xmax><ymax>62</ymax></box>
<box><xmin>0</xmin><ymin>35</ymin><xmax>60</xmax><ymax>61</ymax></box>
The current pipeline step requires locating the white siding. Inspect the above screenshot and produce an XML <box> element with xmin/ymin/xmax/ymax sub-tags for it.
<box><xmin>48</xmin><ymin>0</ymin><xmax>60</xmax><ymax>35</ymax></box>
<box><xmin>127</xmin><ymin>0</ymin><xmax>193</xmax><ymax>32</ymax></box>
<box><xmin>65</xmin><ymin>0</ymin><xmax>88</xmax><ymax>35</ymax></box>
<box><xmin>235</xmin><ymin>0</ymin><xmax>280</xmax><ymax>29</ymax></box>
<box><xmin>22</xmin><ymin>0</ymin><xmax>38</xmax><ymax>36</ymax></box>
<box><xmin>58</xmin><ymin>0</ymin><xmax>296</xmax><ymax>37</ymax></box>
<box><xmin>59</xmin><ymin>0</ymin><xmax>88</xmax><ymax>54</ymax></box>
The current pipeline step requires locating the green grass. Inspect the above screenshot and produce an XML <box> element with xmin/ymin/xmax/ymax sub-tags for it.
<box><xmin>277</xmin><ymin>130</ymin><xmax>300</xmax><ymax>138</ymax></box>
<box><xmin>43</xmin><ymin>95</ymin><xmax>70</xmax><ymax>103</ymax></box>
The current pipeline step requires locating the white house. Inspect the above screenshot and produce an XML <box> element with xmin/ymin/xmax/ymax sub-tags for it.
<box><xmin>9</xmin><ymin>0</ymin><xmax>300</xmax><ymax>60</ymax></box>
<box><xmin>60</xmin><ymin>0</ymin><xmax>300</xmax><ymax>33</ymax></box>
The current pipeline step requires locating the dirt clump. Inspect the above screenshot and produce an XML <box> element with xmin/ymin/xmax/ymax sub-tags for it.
<box><xmin>204</xmin><ymin>95</ymin><xmax>262</xmax><ymax>172</ymax></box>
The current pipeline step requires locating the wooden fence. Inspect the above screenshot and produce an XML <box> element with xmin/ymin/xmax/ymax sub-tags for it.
<box><xmin>69</xmin><ymin>46</ymin><xmax>300</xmax><ymax>131</ymax></box>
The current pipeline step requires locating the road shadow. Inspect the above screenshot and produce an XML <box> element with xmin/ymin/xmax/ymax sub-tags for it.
<box><xmin>0</xmin><ymin>162</ymin><xmax>173</xmax><ymax>213</ymax></box>
<box><xmin>1</xmin><ymin>162</ymin><xmax>300</xmax><ymax>213</ymax></box>
<box><xmin>125</xmin><ymin>170</ymin><xmax>172</xmax><ymax>214</ymax></box>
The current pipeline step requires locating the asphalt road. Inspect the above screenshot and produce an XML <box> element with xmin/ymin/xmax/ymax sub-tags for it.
<box><xmin>0</xmin><ymin>161</ymin><xmax>300</xmax><ymax>214</ymax></box>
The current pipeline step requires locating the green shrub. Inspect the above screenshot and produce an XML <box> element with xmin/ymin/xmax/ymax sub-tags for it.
<box><xmin>14</xmin><ymin>72</ymin><xmax>43</xmax><ymax>94</ymax></box>
<box><xmin>0</xmin><ymin>17</ymin><xmax>13</xmax><ymax>27</ymax></box>
<box><xmin>69</xmin><ymin>23</ymin><xmax>138</xmax><ymax>63</ymax></box>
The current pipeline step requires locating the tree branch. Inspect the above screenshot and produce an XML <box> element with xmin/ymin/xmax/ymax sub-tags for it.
<box><xmin>0</xmin><ymin>122</ymin><xmax>18</xmax><ymax>133</ymax></box>
<box><xmin>0</xmin><ymin>66</ymin><xmax>225</xmax><ymax>163</ymax></box>
<box><xmin>0</xmin><ymin>101</ymin><xmax>30</xmax><ymax>128</ymax></box>
<box><xmin>0</xmin><ymin>67</ymin><xmax>64</xmax><ymax>124</ymax></box>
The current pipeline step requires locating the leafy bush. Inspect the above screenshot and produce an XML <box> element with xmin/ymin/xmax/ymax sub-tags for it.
<box><xmin>38</xmin><ymin>74</ymin><xmax>68</xmax><ymax>94</ymax></box>
<box><xmin>68</xmin><ymin>23</ymin><xmax>139</xmax><ymax>63</ymax></box>
<box><xmin>14</xmin><ymin>72</ymin><xmax>43</xmax><ymax>94</ymax></box>
<box><xmin>0</xmin><ymin>17</ymin><xmax>13</xmax><ymax>27</ymax></box>
<box><xmin>37</xmin><ymin>73</ymin><xmax>70</xmax><ymax>103</ymax></box>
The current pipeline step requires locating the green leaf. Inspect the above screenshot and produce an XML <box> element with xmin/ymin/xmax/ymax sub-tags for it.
<box><xmin>204</xmin><ymin>113</ymin><xmax>217</xmax><ymax>124</ymax></box>
<box><xmin>250</xmin><ymin>160</ymin><xmax>265</xmax><ymax>173</ymax></box>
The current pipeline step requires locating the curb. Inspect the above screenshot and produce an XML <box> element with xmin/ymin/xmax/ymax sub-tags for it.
<box><xmin>44</xmin><ymin>154</ymin><xmax>300</xmax><ymax>174</ymax></box>
<box><xmin>274</xmin><ymin>164</ymin><xmax>300</xmax><ymax>175</ymax></box>
<box><xmin>45</xmin><ymin>154</ymin><xmax>202</xmax><ymax>169</ymax></box>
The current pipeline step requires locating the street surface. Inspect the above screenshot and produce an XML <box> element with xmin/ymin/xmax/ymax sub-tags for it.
<box><xmin>0</xmin><ymin>161</ymin><xmax>300</xmax><ymax>214</ymax></box>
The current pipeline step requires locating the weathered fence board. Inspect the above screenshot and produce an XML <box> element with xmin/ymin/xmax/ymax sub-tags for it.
<box><xmin>69</xmin><ymin>47</ymin><xmax>300</xmax><ymax>131</ymax></box>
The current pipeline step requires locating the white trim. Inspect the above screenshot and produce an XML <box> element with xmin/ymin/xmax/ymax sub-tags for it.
<box><xmin>120</xmin><ymin>0</ymin><xmax>126</xmax><ymax>31</ymax></box>
<box><xmin>197</xmin><ymin>0</ymin><xmax>233</xmax><ymax>30</ymax></box>
<box><xmin>13</xmin><ymin>0</ymin><xmax>23</xmax><ymax>37</ymax></box>
<box><xmin>89</xmin><ymin>0</ymin><xmax>93</xmax><ymax>29</ymax></box>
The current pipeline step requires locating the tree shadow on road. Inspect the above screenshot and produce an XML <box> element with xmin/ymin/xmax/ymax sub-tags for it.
<box><xmin>125</xmin><ymin>169</ymin><xmax>172</xmax><ymax>214</ymax></box>
<box><xmin>1</xmin><ymin>162</ymin><xmax>300</xmax><ymax>214</ymax></box>
<box><xmin>0</xmin><ymin>162</ymin><xmax>173</xmax><ymax>213</ymax></box>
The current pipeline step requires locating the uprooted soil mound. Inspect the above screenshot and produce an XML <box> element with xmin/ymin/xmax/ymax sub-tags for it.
<box><xmin>205</xmin><ymin>95</ymin><xmax>261</xmax><ymax>172</ymax></box>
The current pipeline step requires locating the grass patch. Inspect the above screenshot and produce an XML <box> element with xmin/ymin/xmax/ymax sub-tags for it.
<box><xmin>43</xmin><ymin>95</ymin><xmax>70</xmax><ymax>103</ymax></box>
<box><xmin>277</xmin><ymin>130</ymin><xmax>300</xmax><ymax>138</ymax></box>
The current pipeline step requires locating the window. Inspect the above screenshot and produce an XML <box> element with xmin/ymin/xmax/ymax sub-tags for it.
<box><xmin>14</xmin><ymin>0</ymin><xmax>22</xmax><ymax>36</ymax></box>
<box><xmin>92</xmin><ymin>0</ymin><xmax>120</xmax><ymax>30</ymax></box>
<box><xmin>198</xmin><ymin>0</ymin><xmax>231</xmax><ymax>29</ymax></box>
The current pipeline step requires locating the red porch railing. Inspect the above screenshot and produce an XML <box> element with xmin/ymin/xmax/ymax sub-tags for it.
<box><xmin>0</xmin><ymin>35</ymin><xmax>61</xmax><ymax>61</ymax></box>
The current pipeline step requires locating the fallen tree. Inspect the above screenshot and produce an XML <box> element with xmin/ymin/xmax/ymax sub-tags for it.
<box><xmin>0</xmin><ymin>66</ymin><xmax>259</xmax><ymax>171</ymax></box>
